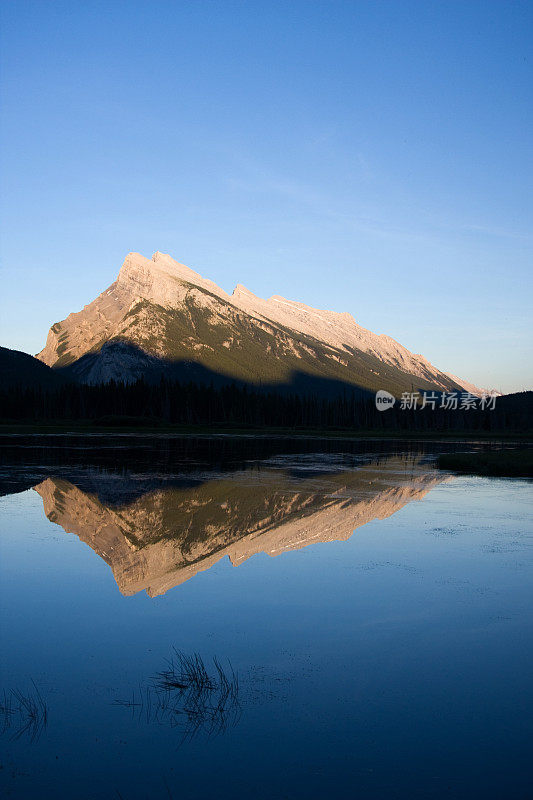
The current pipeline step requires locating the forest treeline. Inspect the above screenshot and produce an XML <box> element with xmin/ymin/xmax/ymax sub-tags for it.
<box><xmin>0</xmin><ymin>378</ymin><xmax>530</xmax><ymax>433</ymax></box>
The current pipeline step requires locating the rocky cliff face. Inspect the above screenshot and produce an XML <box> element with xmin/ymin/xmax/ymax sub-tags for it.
<box><xmin>37</xmin><ymin>251</ymin><xmax>479</xmax><ymax>394</ymax></box>
<box><xmin>33</xmin><ymin>457</ymin><xmax>449</xmax><ymax>597</ymax></box>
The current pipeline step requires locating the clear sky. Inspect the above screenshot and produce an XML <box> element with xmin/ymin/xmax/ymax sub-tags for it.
<box><xmin>1</xmin><ymin>0</ymin><xmax>531</xmax><ymax>392</ymax></box>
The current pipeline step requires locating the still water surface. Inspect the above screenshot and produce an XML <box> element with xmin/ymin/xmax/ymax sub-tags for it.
<box><xmin>0</xmin><ymin>437</ymin><xmax>531</xmax><ymax>799</ymax></box>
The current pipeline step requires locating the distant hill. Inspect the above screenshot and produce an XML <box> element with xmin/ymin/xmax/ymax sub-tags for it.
<box><xmin>492</xmin><ymin>391</ymin><xmax>533</xmax><ymax>430</ymax></box>
<box><xmin>495</xmin><ymin>391</ymin><xmax>533</xmax><ymax>413</ymax></box>
<box><xmin>0</xmin><ymin>346</ymin><xmax>64</xmax><ymax>389</ymax></box>
<box><xmin>35</xmin><ymin>250</ymin><xmax>483</xmax><ymax>396</ymax></box>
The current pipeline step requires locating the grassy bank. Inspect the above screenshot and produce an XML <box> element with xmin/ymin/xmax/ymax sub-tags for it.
<box><xmin>438</xmin><ymin>449</ymin><xmax>533</xmax><ymax>477</ymax></box>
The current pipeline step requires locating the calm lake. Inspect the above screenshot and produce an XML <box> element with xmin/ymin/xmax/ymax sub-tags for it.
<box><xmin>0</xmin><ymin>436</ymin><xmax>531</xmax><ymax>799</ymax></box>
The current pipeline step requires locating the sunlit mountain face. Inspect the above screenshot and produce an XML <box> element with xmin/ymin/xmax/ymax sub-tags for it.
<box><xmin>35</xmin><ymin>251</ymin><xmax>480</xmax><ymax>396</ymax></box>
<box><xmin>30</xmin><ymin>454</ymin><xmax>449</xmax><ymax>597</ymax></box>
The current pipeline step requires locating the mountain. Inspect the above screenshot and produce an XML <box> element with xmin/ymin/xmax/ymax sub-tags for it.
<box><xmin>37</xmin><ymin>251</ymin><xmax>480</xmax><ymax>396</ymax></box>
<box><xmin>0</xmin><ymin>346</ymin><xmax>64</xmax><ymax>389</ymax></box>
<box><xmin>32</xmin><ymin>456</ymin><xmax>448</xmax><ymax>597</ymax></box>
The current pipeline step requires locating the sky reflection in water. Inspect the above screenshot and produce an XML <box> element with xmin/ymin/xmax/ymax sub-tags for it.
<box><xmin>0</xmin><ymin>440</ymin><xmax>531</xmax><ymax>799</ymax></box>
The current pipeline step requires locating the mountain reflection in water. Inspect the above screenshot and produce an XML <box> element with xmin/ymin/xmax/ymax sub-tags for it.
<box><xmin>32</xmin><ymin>454</ymin><xmax>449</xmax><ymax>597</ymax></box>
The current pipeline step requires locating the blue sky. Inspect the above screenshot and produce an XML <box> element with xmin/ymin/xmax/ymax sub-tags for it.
<box><xmin>1</xmin><ymin>0</ymin><xmax>531</xmax><ymax>392</ymax></box>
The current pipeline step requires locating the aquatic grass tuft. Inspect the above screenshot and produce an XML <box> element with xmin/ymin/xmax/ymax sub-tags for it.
<box><xmin>154</xmin><ymin>649</ymin><xmax>216</xmax><ymax>693</ymax></box>
<box><xmin>114</xmin><ymin>650</ymin><xmax>240</xmax><ymax>743</ymax></box>
<box><xmin>0</xmin><ymin>681</ymin><xmax>48</xmax><ymax>742</ymax></box>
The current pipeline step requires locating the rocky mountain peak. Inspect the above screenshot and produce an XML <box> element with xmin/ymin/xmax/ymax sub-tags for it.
<box><xmin>116</xmin><ymin>250</ymin><xmax>229</xmax><ymax>307</ymax></box>
<box><xmin>150</xmin><ymin>250</ymin><xmax>205</xmax><ymax>284</ymax></box>
<box><xmin>36</xmin><ymin>249</ymin><xmax>482</xmax><ymax>395</ymax></box>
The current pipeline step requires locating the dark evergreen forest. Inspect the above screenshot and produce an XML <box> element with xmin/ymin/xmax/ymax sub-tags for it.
<box><xmin>1</xmin><ymin>378</ymin><xmax>530</xmax><ymax>433</ymax></box>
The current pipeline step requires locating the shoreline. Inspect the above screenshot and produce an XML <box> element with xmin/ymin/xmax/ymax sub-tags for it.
<box><xmin>0</xmin><ymin>423</ymin><xmax>531</xmax><ymax>443</ymax></box>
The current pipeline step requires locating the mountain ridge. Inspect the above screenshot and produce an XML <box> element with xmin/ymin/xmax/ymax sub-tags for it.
<box><xmin>36</xmin><ymin>251</ymin><xmax>482</xmax><ymax>395</ymax></box>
